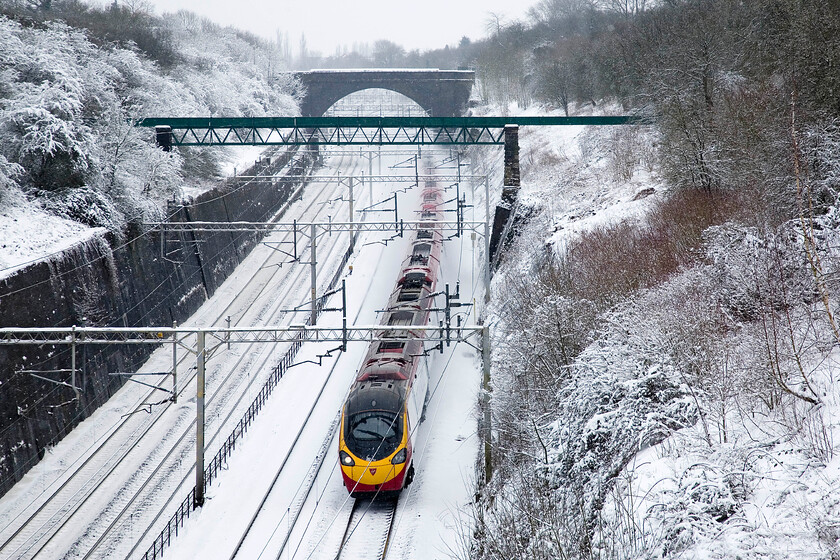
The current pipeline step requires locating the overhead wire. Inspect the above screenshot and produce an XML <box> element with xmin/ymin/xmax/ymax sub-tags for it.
<box><xmin>291</xmin><ymin>164</ymin><xmax>482</xmax><ymax>559</ymax></box>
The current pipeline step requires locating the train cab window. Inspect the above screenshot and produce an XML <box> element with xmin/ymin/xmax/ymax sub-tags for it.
<box><xmin>401</xmin><ymin>272</ymin><xmax>429</xmax><ymax>288</ymax></box>
<box><xmin>409</xmin><ymin>242</ymin><xmax>431</xmax><ymax>264</ymax></box>
<box><xmin>412</xmin><ymin>243</ymin><xmax>431</xmax><ymax>258</ymax></box>
<box><xmin>397</xmin><ymin>273</ymin><xmax>426</xmax><ymax>302</ymax></box>
<box><xmin>345</xmin><ymin>411</ymin><xmax>403</xmax><ymax>461</ymax></box>
<box><xmin>417</xmin><ymin>230</ymin><xmax>432</xmax><ymax>239</ymax></box>
<box><xmin>421</xmin><ymin>211</ymin><xmax>435</xmax><ymax>220</ymax></box>
<box><xmin>424</xmin><ymin>192</ymin><xmax>437</xmax><ymax>201</ymax></box>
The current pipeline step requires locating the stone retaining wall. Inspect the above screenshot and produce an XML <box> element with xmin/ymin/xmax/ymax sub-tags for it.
<box><xmin>0</xmin><ymin>147</ymin><xmax>313</xmax><ymax>496</ymax></box>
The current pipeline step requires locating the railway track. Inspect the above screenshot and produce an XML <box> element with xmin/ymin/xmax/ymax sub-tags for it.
<box><xmin>337</xmin><ymin>497</ymin><xmax>398</xmax><ymax>560</ymax></box>
<box><xmin>217</xmin><ymin>214</ymin><xmax>412</xmax><ymax>559</ymax></box>
<box><xmin>212</xmin><ymin>149</ymin><xmax>483</xmax><ymax>560</ymax></box>
<box><xmin>0</xmin><ymin>150</ymin><xmax>372</xmax><ymax>559</ymax></box>
<box><xmin>223</xmin><ymin>165</ymin><xmax>458</xmax><ymax>560</ymax></box>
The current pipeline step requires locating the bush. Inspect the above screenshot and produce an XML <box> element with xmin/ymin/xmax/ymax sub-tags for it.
<box><xmin>39</xmin><ymin>186</ymin><xmax>124</xmax><ymax>231</ymax></box>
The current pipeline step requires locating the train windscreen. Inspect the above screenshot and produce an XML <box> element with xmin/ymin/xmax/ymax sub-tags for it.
<box><xmin>345</xmin><ymin>411</ymin><xmax>403</xmax><ymax>461</ymax></box>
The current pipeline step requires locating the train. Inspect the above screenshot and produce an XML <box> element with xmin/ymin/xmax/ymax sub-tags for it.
<box><xmin>338</xmin><ymin>178</ymin><xmax>443</xmax><ymax>497</ymax></box>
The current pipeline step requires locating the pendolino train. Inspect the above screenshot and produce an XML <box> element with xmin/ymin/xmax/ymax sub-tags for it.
<box><xmin>338</xmin><ymin>178</ymin><xmax>444</xmax><ymax>497</ymax></box>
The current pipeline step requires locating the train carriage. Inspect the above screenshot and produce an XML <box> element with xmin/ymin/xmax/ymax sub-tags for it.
<box><xmin>338</xmin><ymin>179</ymin><xmax>444</xmax><ymax>497</ymax></box>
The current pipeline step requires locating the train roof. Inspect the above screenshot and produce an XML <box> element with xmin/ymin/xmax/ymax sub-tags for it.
<box><xmin>346</xmin><ymin>381</ymin><xmax>405</xmax><ymax>416</ymax></box>
<box><xmin>358</xmin><ymin>357</ymin><xmax>410</xmax><ymax>381</ymax></box>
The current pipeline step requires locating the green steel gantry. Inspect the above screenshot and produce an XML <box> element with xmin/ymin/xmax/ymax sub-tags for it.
<box><xmin>138</xmin><ymin>116</ymin><xmax>648</xmax><ymax>147</ymax></box>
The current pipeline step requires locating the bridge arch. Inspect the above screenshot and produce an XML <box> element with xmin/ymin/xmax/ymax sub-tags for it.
<box><xmin>323</xmin><ymin>88</ymin><xmax>428</xmax><ymax>117</ymax></box>
<box><xmin>293</xmin><ymin>69</ymin><xmax>474</xmax><ymax>117</ymax></box>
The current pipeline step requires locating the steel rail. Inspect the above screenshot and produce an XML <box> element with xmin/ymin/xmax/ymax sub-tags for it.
<box><xmin>85</xmin><ymin>154</ymin><xmax>365</xmax><ymax>559</ymax></box>
<box><xmin>132</xmin><ymin>153</ymin><xmax>468</xmax><ymax>559</ymax></box>
<box><xmin>0</xmin><ymin>152</ymin><xmax>356</xmax><ymax>559</ymax></box>
<box><xmin>229</xmin><ymin>213</ymin><xmax>415</xmax><ymax>558</ymax></box>
<box><xmin>123</xmin><ymin>161</ymin><xmax>364</xmax><ymax>560</ymax></box>
<box><xmin>92</xmin><ymin>253</ymin><xmax>342</xmax><ymax>560</ymax></box>
<box><xmin>336</xmin><ymin>497</ymin><xmax>398</xmax><ymax>560</ymax></box>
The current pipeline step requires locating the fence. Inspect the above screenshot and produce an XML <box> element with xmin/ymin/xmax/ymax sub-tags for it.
<box><xmin>141</xmin><ymin>242</ymin><xmax>354</xmax><ymax>560</ymax></box>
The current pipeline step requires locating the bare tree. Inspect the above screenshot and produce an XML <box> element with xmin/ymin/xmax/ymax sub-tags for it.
<box><xmin>372</xmin><ymin>40</ymin><xmax>406</xmax><ymax>68</ymax></box>
<box><xmin>597</xmin><ymin>0</ymin><xmax>648</xmax><ymax>17</ymax></box>
<box><xmin>528</xmin><ymin>0</ymin><xmax>595</xmax><ymax>25</ymax></box>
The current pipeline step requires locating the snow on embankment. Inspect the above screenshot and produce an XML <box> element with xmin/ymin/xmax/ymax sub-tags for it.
<box><xmin>0</xmin><ymin>148</ymin><xmax>314</xmax><ymax>498</ymax></box>
<box><xmin>0</xmin><ymin>6</ymin><xmax>307</xmax><ymax>496</ymax></box>
<box><xmin>0</xmin><ymin>202</ymin><xmax>98</xmax><ymax>279</ymax></box>
<box><xmin>478</xmin><ymin>101</ymin><xmax>840</xmax><ymax>559</ymax></box>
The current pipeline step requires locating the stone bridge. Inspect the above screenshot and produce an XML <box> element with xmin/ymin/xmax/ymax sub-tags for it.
<box><xmin>293</xmin><ymin>69</ymin><xmax>475</xmax><ymax>117</ymax></box>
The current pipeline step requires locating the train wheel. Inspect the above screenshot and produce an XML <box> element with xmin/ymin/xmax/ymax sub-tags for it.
<box><xmin>404</xmin><ymin>464</ymin><xmax>415</xmax><ymax>487</ymax></box>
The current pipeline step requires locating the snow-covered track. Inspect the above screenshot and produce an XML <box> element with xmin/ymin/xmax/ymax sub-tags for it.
<box><xmin>81</xmin><ymin>156</ymin><xmax>363</xmax><ymax>558</ymax></box>
<box><xmin>337</xmin><ymin>497</ymin><xmax>398</xmax><ymax>560</ymax></box>
<box><xmin>0</xmin><ymin>153</ymin><xmax>361</xmax><ymax>559</ymax></box>
<box><xmin>224</xmin><ymin>222</ymin><xmax>396</xmax><ymax>559</ymax></box>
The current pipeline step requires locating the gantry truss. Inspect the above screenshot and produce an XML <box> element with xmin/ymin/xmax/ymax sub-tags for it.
<box><xmin>0</xmin><ymin>325</ymin><xmax>483</xmax><ymax>346</ymax></box>
<box><xmin>0</xmin><ymin>322</ymin><xmax>485</xmax><ymax>516</ymax></box>
<box><xmin>231</xmin><ymin>174</ymin><xmax>484</xmax><ymax>184</ymax></box>
<box><xmin>139</xmin><ymin>116</ymin><xmax>648</xmax><ymax>146</ymax></box>
<box><xmin>145</xmin><ymin>219</ymin><xmax>486</xmax><ymax>235</ymax></box>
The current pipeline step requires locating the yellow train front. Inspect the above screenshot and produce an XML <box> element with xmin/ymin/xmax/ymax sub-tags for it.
<box><xmin>339</xmin><ymin>178</ymin><xmax>440</xmax><ymax>496</ymax></box>
<box><xmin>339</xmin><ymin>379</ymin><xmax>415</xmax><ymax>496</ymax></box>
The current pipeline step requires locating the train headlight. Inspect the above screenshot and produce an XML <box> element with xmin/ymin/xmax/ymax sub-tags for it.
<box><xmin>340</xmin><ymin>450</ymin><xmax>355</xmax><ymax>466</ymax></box>
<box><xmin>391</xmin><ymin>448</ymin><xmax>407</xmax><ymax>465</ymax></box>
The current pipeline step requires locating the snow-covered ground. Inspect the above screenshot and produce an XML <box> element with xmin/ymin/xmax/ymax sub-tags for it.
<box><xmin>163</xmin><ymin>153</ymin><xmax>485</xmax><ymax>560</ymax></box>
<box><xmin>0</xmin><ymin>199</ymin><xmax>101</xmax><ymax>278</ymax></box>
<box><xmin>0</xmin><ymin>145</ymin><xmax>485</xmax><ymax>559</ymax></box>
<box><xmin>0</xmin><ymin>144</ymin><xmax>279</xmax><ymax>279</ymax></box>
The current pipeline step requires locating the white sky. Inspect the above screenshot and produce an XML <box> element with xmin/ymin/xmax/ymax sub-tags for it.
<box><xmin>142</xmin><ymin>0</ymin><xmax>533</xmax><ymax>56</ymax></box>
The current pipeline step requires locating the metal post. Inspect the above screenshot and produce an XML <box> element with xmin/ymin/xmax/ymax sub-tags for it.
<box><xmin>455</xmin><ymin>182</ymin><xmax>461</xmax><ymax>238</ymax></box>
<box><xmin>195</xmin><ymin>330</ymin><xmax>206</xmax><ymax>508</ymax></box>
<box><xmin>70</xmin><ymin>326</ymin><xmax>80</xmax><ymax>402</ymax></box>
<box><xmin>348</xmin><ymin>176</ymin><xmax>355</xmax><ymax>253</ymax></box>
<box><xmin>484</xmin><ymin>177</ymin><xmax>491</xmax><ymax>304</ymax></box>
<box><xmin>172</xmin><ymin>321</ymin><xmax>178</xmax><ymax>403</ymax></box>
<box><xmin>310</xmin><ymin>223</ymin><xmax>318</xmax><ymax>326</ymax></box>
<box><xmin>445</xmin><ymin>284</ymin><xmax>451</xmax><ymax>345</ymax></box>
<box><xmin>341</xmin><ymin>279</ymin><xmax>347</xmax><ymax>352</ymax></box>
<box><xmin>368</xmin><ymin>152</ymin><xmax>373</xmax><ymax>190</ymax></box>
<box><xmin>155</xmin><ymin>125</ymin><xmax>172</xmax><ymax>152</ymax></box>
<box><xmin>481</xmin><ymin>322</ymin><xmax>492</xmax><ymax>484</ymax></box>
<box><xmin>293</xmin><ymin>220</ymin><xmax>298</xmax><ymax>261</ymax></box>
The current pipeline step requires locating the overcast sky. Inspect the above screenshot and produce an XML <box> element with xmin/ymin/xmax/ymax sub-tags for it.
<box><xmin>142</xmin><ymin>0</ymin><xmax>533</xmax><ymax>56</ymax></box>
